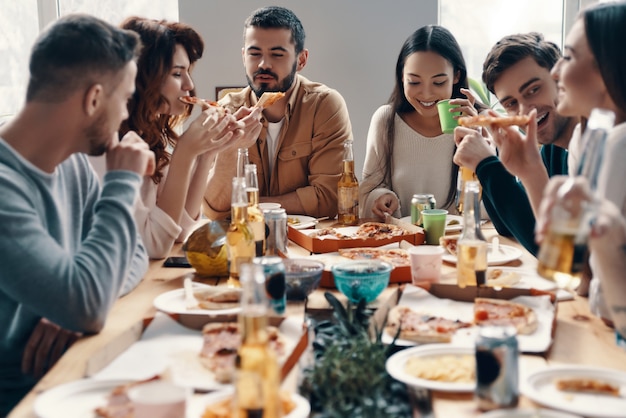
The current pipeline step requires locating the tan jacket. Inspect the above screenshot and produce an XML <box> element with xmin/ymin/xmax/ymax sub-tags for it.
<box><xmin>205</xmin><ymin>75</ymin><xmax>353</xmax><ymax>218</ymax></box>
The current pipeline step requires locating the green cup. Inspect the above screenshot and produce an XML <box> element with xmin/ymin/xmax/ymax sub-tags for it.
<box><xmin>421</xmin><ymin>209</ymin><xmax>448</xmax><ymax>245</ymax></box>
<box><xmin>437</xmin><ymin>99</ymin><xmax>461</xmax><ymax>134</ymax></box>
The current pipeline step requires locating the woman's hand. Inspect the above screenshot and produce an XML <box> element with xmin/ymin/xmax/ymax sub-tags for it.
<box><xmin>372</xmin><ymin>193</ymin><xmax>399</xmax><ymax>220</ymax></box>
<box><xmin>449</xmin><ymin>88</ymin><xmax>479</xmax><ymax>119</ymax></box>
<box><xmin>177</xmin><ymin>107</ymin><xmax>240</xmax><ymax>156</ymax></box>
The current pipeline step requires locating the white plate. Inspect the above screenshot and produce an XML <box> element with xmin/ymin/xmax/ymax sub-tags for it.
<box><xmin>442</xmin><ymin>244</ymin><xmax>523</xmax><ymax>266</ymax></box>
<box><xmin>486</xmin><ymin>267</ymin><xmax>556</xmax><ymax>291</ymax></box>
<box><xmin>400</xmin><ymin>214</ymin><xmax>464</xmax><ymax>232</ymax></box>
<box><xmin>522</xmin><ymin>365</ymin><xmax>626</xmax><ymax>418</ymax></box>
<box><xmin>386</xmin><ymin>344</ymin><xmax>475</xmax><ymax>392</ymax></box>
<box><xmin>191</xmin><ymin>388</ymin><xmax>311</xmax><ymax>418</ymax></box>
<box><xmin>34</xmin><ymin>379</ymin><xmax>133</xmax><ymax>418</ymax></box>
<box><xmin>287</xmin><ymin>214</ymin><xmax>317</xmax><ymax>229</ymax></box>
<box><xmin>153</xmin><ymin>283</ymin><xmax>241</xmax><ymax>316</ymax></box>
<box><xmin>479</xmin><ymin>408</ymin><xmax>582</xmax><ymax>418</ymax></box>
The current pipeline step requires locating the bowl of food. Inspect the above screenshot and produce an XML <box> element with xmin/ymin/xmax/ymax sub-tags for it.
<box><xmin>331</xmin><ymin>260</ymin><xmax>392</xmax><ymax>304</ymax></box>
<box><xmin>283</xmin><ymin>258</ymin><xmax>325</xmax><ymax>300</ymax></box>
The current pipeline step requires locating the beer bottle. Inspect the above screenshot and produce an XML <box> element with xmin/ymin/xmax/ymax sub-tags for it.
<box><xmin>457</xmin><ymin>180</ymin><xmax>488</xmax><ymax>288</ymax></box>
<box><xmin>235</xmin><ymin>263</ymin><xmax>283</xmax><ymax>418</ymax></box>
<box><xmin>245</xmin><ymin>164</ymin><xmax>266</xmax><ymax>257</ymax></box>
<box><xmin>456</xmin><ymin>166</ymin><xmax>480</xmax><ymax>215</ymax></box>
<box><xmin>237</xmin><ymin>148</ymin><xmax>249</xmax><ymax>179</ymax></box>
<box><xmin>227</xmin><ymin>177</ymin><xmax>255</xmax><ymax>283</ymax></box>
<box><xmin>338</xmin><ymin>139</ymin><xmax>359</xmax><ymax>225</ymax></box>
<box><xmin>536</xmin><ymin>108</ymin><xmax>615</xmax><ymax>289</ymax></box>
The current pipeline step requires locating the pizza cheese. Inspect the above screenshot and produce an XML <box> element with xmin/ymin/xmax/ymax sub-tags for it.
<box><xmin>255</xmin><ymin>91</ymin><xmax>285</xmax><ymax>108</ymax></box>
<box><xmin>178</xmin><ymin>96</ymin><xmax>226</xmax><ymax>116</ymax></box>
<box><xmin>385</xmin><ymin>305</ymin><xmax>472</xmax><ymax>344</ymax></box>
<box><xmin>474</xmin><ymin>297</ymin><xmax>538</xmax><ymax>335</ymax></box>
<box><xmin>338</xmin><ymin>247</ymin><xmax>410</xmax><ymax>268</ymax></box>
<box><xmin>458</xmin><ymin>114</ymin><xmax>531</xmax><ymax>128</ymax></box>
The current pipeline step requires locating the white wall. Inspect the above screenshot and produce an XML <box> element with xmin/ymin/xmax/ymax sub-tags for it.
<box><xmin>179</xmin><ymin>0</ymin><xmax>438</xmax><ymax>177</ymax></box>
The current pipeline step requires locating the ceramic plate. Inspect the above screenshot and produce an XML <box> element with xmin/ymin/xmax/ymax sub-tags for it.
<box><xmin>191</xmin><ymin>388</ymin><xmax>311</xmax><ymax>418</ymax></box>
<box><xmin>287</xmin><ymin>214</ymin><xmax>317</xmax><ymax>229</ymax></box>
<box><xmin>479</xmin><ymin>408</ymin><xmax>582</xmax><ymax>418</ymax></box>
<box><xmin>153</xmin><ymin>283</ymin><xmax>241</xmax><ymax>316</ymax></box>
<box><xmin>401</xmin><ymin>214</ymin><xmax>464</xmax><ymax>232</ymax></box>
<box><xmin>522</xmin><ymin>366</ymin><xmax>626</xmax><ymax>418</ymax></box>
<box><xmin>386</xmin><ymin>344</ymin><xmax>475</xmax><ymax>392</ymax></box>
<box><xmin>34</xmin><ymin>379</ymin><xmax>133</xmax><ymax>418</ymax></box>
<box><xmin>442</xmin><ymin>244</ymin><xmax>523</xmax><ymax>266</ymax></box>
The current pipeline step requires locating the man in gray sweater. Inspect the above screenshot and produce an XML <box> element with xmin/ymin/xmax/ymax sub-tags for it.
<box><xmin>0</xmin><ymin>15</ymin><xmax>155</xmax><ymax>413</ymax></box>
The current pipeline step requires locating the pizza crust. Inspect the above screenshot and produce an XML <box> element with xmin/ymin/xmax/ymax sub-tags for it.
<box><xmin>555</xmin><ymin>378</ymin><xmax>621</xmax><ymax>396</ymax></box>
<box><xmin>193</xmin><ymin>287</ymin><xmax>241</xmax><ymax>310</ymax></box>
<box><xmin>386</xmin><ymin>305</ymin><xmax>472</xmax><ymax>344</ymax></box>
<box><xmin>458</xmin><ymin>114</ymin><xmax>531</xmax><ymax>128</ymax></box>
<box><xmin>178</xmin><ymin>96</ymin><xmax>226</xmax><ymax>116</ymax></box>
<box><xmin>255</xmin><ymin>92</ymin><xmax>285</xmax><ymax>108</ymax></box>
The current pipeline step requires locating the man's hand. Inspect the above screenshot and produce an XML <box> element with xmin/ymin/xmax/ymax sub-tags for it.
<box><xmin>22</xmin><ymin>318</ymin><xmax>82</xmax><ymax>379</ymax></box>
<box><xmin>453</xmin><ymin>126</ymin><xmax>495</xmax><ymax>172</ymax></box>
<box><xmin>106</xmin><ymin>131</ymin><xmax>155</xmax><ymax>177</ymax></box>
<box><xmin>227</xmin><ymin>107</ymin><xmax>262</xmax><ymax>151</ymax></box>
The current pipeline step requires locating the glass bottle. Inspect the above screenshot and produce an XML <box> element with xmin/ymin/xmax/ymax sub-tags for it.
<box><xmin>227</xmin><ymin>177</ymin><xmax>255</xmax><ymax>283</ymax></box>
<box><xmin>234</xmin><ymin>263</ymin><xmax>283</xmax><ymax>418</ymax></box>
<box><xmin>237</xmin><ymin>148</ymin><xmax>250</xmax><ymax>179</ymax></box>
<box><xmin>338</xmin><ymin>139</ymin><xmax>359</xmax><ymax>225</ymax></box>
<box><xmin>536</xmin><ymin>108</ymin><xmax>615</xmax><ymax>289</ymax></box>
<box><xmin>245</xmin><ymin>164</ymin><xmax>266</xmax><ymax>257</ymax></box>
<box><xmin>457</xmin><ymin>180</ymin><xmax>488</xmax><ymax>288</ymax></box>
<box><xmin>456</xmin><ymin>166</ymin><xmax>480</xmax><ymax>215</ymax></box>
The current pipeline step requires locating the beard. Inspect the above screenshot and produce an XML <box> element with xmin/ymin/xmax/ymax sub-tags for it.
<box><xmin>247</xmin><ymin>61</ymin><xmax>297</xmax><ymax>98</ymax></box>
<box><xmin>85</xmin><ymin>111</ymin><xmax>113</xmax><ymax>156</ymax></box>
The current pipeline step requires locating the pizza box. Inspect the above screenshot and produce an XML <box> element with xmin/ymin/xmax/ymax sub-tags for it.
<box><xmin>373</xmin><ymin>284</ymin><xmax>558</xmax><ymax>354</ymax></box>
<box><xmin>287</xmin><ymin>220</ymin><xmax>425</xmax><ymax>254</ymax></box>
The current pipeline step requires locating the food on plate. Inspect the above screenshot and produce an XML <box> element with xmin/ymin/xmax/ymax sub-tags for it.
<box><xmin>385</xmin><ymin>305</ymin><xmax>472</xmax><ymax>343</ymax></box>
<box><xmin>201</xmin><ymin>391</ymin><xmax>297</xmax><ymax>418</ymax></box>
<box><xmin>555</xmin><ymin>377</ymin><xmax>621</xmax><ymax>397</ymax></box>
<box><xmin>487</xmin><ymin>269</ymin><xmax>521</xmax><ymax>287</ymax></box>
<box><xmin>94</xmin><ymin>375</ymin><xmax>161</xmax><ymax>418</ymax></box>
<box><xmin>178</xmin><ymin>96</ymin><xmax>226</xmax><ymax>115</ymax></box>
<box><xmin>287</xmin><ymin>216</ymin><xmax>301</xmax><ymax>225</ymax></box>
<box><xmin>255</xmin><ymin>91</ymin><xmax>285</xmax><ymax>108</ymax></box>
<box><xmin>193</xmin><ymin>286</ymin><xmax>241</xmax><ymax>310</ymax></box>
<box><xmin>338</xmin><ymin>247</ymin><xmax>410</xmax><ymax>268</ymax></box>
<box><xmin>458</xmin><ymin>114</ymin><xmax>531</xmax><ymax>128</ymax></box>
<box><xmin>439</xmin><ymin>235</ymin><xmax>459</xmax><ymax>255</ymax></box>
<box><xmin>199</xmin><ymin>322</ymin><xmax>286</xmax><ymax>383</ymax></box>
<box><xmin>404</xmin><ymin>354</ymin><xmax>475</xmax><ymax>383</ymax></box>
<box><xmin>311</xmin><ymin>222</ymin><xmax>409</xmax><ymax>240</ymax></box>
<box><xmin>447</xmin><ymin>219</ymin><xmax>460</xmax><ymax>226</ymax></box>
<box><xmin>473</xmin><ymin>297</ymin><xmax>538</xmax><ymax>335</ymax></box>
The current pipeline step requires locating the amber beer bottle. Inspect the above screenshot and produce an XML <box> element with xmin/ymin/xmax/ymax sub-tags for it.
<box><xmin>457</xmin><ymin>180</ymin><xmax>488</xmax><ymax>288</ymax></box>
<box><xmin>456</xmin><ymin>166</ymin><xmax>479</xmax><ymax>215</ymax></box>
<box><xmin>338</xmin><ymin>139</ymin><xmax>359</xmax><ymax>225</ymax></box>
<box><xmin>235</xmin><ymin>263</ymin><xmax>283</xmax><ymax>418</ymax></box>
<box><xmin>536</xmin><ymin>108</ymin><xmax>614</xmax><ymax>289</ymax></box>
<box><xmin>244</xmin><ymin>164</ymin><xmax>266</xmax><ymax>257</ymax></box>
<box><xmin>227</xmin><ymin>177</ymin><xmax>255</xmax><ymax>283</ymax></box>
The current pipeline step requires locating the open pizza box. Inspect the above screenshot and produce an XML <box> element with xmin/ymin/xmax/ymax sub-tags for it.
<box><xmin>372</xmin><ymin>283</ymin><xmax>558</xmax><ymax>354</ymax></box>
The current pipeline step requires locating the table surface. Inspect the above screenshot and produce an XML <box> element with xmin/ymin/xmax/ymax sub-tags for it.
<box><xmin>10</xmin><ymin>221</ymin><xmax>626</xmax><ymax>418</ymax></box>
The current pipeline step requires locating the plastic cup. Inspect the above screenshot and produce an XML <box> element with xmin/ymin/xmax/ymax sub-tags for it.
<box><xmin>421</xmin><ymin>209</ymin><xmax>448</xmax><ymax>245</ymax></box>
<box><xmin>128</xmin><ymin>380</ymin><xmax>188</xmax><ymax>418</ymax></box>
<box><xmin>409</xmin><ymin>245</ymin><xmax>445</xmax><ymax>284</ymax></box>
<box><xmin>437</xmin><ymin>99</ymin><xmax>461</xmax><ymax>134</ymax></box>
<box><xmin>258</xmin><ymin>202</ymin><xmax>281</xmax><ymax>211</ymax></box>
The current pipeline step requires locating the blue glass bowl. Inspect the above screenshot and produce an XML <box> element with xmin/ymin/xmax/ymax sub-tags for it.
<box><xmin>283</xmin><ymin>258</ymin><xmax>325</xmax><ymax>300</ymax></box>
<box><xmin>331</xmin><ymin>260</ymin><xmax>392</xmax><ymax>303</ymax></box>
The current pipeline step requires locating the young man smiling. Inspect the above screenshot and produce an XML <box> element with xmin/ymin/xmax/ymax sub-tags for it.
<box><xmin>203</xmin><ymin>6</ymin><xmax>353</xmax><ymax>219</ymax></box>
<box><xmin>453</xmin><ymin>33</ymin><xmax>578</xmax><ymax>255</ymax></box>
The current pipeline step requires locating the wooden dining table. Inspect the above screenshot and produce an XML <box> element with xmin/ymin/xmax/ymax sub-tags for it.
<box><xmin>9</xmin><ymin>220</ymin><xmax>626</xmax><ymax>418</ymax></box>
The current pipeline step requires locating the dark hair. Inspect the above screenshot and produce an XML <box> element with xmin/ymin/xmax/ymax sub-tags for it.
<box><xmin>482</xmin><ymin>32</ymin><xmax>561</xmax><ymax>95</ymax></box>
<box><xmin>244</xmin><ymin>6</ymin><xmax>305</xmax><ymax>54</ymax></box>
<box><xmin>119</xmin><ymin>17</ymin><xmax>204</xmax><ymax>184</ymax></box>
<box><xmin>26</xmin><ymin>14</ymin><xmax>140</xmax><ymax>102</ymax></box>
<box><xmin>377</xmin><ymin>25</ymin><xmax>472</xmax><ymax>209</ymax></box>
<box><xmin>583</xmin><ymin>1</ymin><xmax>626</xmax><ymax>113</ymax></box>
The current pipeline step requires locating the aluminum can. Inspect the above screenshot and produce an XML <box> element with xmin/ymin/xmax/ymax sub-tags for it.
<box><xmin>252</xmin><ymin>256</ymin><xmax>286</xmax><ymax>315</ymax></box>
<box><xmin>475</xmin><ymin>325</ymin><xmax>519</xmax><ymax>411</ymax></box>
<box><xmin>410</xmin><ymin>194</ymin><xmax>436</xmax><ymax>227</ymax></box>
<box><xmin>263</xmin><ymin>208</ymin><xmax>288</xmax><ymax>257</ymax></box>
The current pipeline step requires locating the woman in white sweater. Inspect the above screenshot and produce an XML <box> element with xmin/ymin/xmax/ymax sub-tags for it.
<box><xmin>360</xmin><ymin>25</ymin><xmax>482</xmax><ymax>220</ymax></box>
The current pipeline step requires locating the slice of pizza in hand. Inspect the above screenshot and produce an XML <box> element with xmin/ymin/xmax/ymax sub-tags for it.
<box><xmin>458</xmin><ymin>114</ymin><xmax>531</xmax><ymax>128</ymax></box>
<box><xmin>386</xmin><ymin>305</ymin><xmax>472</xmax><ymax>344</ymax></box>
<box><xmin>178</xmin><ymin>96</ymin><xmax>226</xmax><ymax>115</ymax></box>
<box><xmin>473</xmin><ymin>297</ymin><xmax>538</xmax><ymax>335</ymax></box>
<box><xmin>255</xmin><ymin>92</ymin><xmax>285</xmax><ymax>108</ymax></box>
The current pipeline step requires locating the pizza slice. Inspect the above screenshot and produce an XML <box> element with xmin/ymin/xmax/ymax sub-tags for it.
<box><xmin>440</xmin><ymin>235</ymin><xmax>459</xmax><ymax>255</ymax></box>
<box><xmin>555</xmin><ymin>378</ymin><xmax>621</xmax><ymax>397</ymax></box>
<box><xmin>458</xmin><ymin>114</ymin><xmax>531</xmax><ymax>128</ymax></box>
<box><xmin>473</xmin><ymin>297</ymin><xmax>538</xmax><ymax>335</ymax></box>
<box><xmin>178</xmin><ymin>96</ymin><xmax>226</xmax><ymax>115</ymax></box>
<box><xmin>385</xmin><ymin>305</ymin><xmax>472</xmax><ymax>344</ymax></box>
<box><xmin>193</xmin><ymin>286</ymin><xmax>241</xmax><ymax>310</ymax></box>
<box><xmin>338</xmin><ymin>247</ymin><xmax>410</xmax><ymax>268</ymax></box>
<box><xmin>94</xmin><ymin>375</ymin><xmax>161</xmax><ymax>418</ymax></box>
<box><xmin>255</xmin><ymin>91</ymin><xmax>285</xmax><ymax>108</ymax></box>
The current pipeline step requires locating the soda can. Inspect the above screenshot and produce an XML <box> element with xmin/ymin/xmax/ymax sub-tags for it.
<box><xmin>411</xmin><ymin>194</ymin><xmax>436</xmax><ymax>227</ymax></box>
<box><xmin>475</xmin><ymin>325</ymin><xmax>519</xmax><ymax>411</ymax></box>
<box><xmin>252</xmin><ymin>256</ymin><xmax>286</xmax><ymax>315</ymax></box>
<box><xmin>263</xmin><ymin>208</ymin><xmax>288</xmax><ymax>257</ymax></box>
